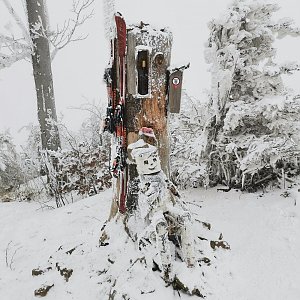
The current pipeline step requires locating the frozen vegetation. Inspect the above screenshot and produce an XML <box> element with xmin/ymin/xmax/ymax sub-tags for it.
<box><xmin>1</xmin><ymin>0</ymin><xmax>300</xmax><ymax>299</ymax></box>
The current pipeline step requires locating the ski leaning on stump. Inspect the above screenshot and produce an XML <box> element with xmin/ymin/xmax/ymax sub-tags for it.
<box><xmin>104</xmin><ymin>13</ymin><xmax>127</xmax><ymax>213</ymax></box>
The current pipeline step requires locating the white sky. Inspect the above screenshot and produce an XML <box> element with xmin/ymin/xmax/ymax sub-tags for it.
<box><xmin>1</xmin><ymin>0</ymin><xmax>300</xmax><ymax>146</ymax></box>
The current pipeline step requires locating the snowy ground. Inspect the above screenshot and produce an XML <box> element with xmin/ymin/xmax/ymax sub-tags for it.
<box><xmin>189</xmin><ymin>187</ymin><xmax>300</xmax><ymax>300</ymax></box>
<box><xmin>0</xmin><ymin>186</ymin><xmax>299</xmax><ymax>300</ymax></box>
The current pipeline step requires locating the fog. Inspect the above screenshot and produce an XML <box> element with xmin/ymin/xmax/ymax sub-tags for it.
<box><xmin>1</xmin><ymin>0</ymin><xmax>300</xmax><ymax>146</ymax></box>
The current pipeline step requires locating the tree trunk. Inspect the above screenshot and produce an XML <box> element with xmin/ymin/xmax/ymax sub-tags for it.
<box><xmin>26</xmin><ymin>0</ymin><xmax>60</xmax><ymax>151</ymax></box>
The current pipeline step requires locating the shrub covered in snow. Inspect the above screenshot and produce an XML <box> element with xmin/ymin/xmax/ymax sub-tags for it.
<box><xmin>169</xmin><ymin>91</ymin><xmax>209</xmax><ymax>188</ymax></box>
<box><xmin>44</xmin><ymin>143</ymin><xmax>111</xmax><ymax>203</ymax></box>
<box><xmin>13</xmin><ymin>104</ymin><xmax>112</xmax><ymax>206</ymax></box>
<box><xmin>42</xmin><ymin>128</ymin><xmax>112</xmax><ymax>207</ymax></box>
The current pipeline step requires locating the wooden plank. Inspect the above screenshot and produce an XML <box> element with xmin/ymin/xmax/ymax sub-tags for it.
<box><xmin>126</xmin><ymin>32</ymin><xmax>136</xmax><ymax>95</ymax></box>
<box><xmin>168</xmin><ymin>70</ymin><xmax>183</xmax><ymax>113</ymax></box>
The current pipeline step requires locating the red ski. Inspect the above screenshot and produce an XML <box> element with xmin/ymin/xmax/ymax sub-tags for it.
<box><xmin>115</xmin><ymin>14</ymin><xmax>127</xmax><ymax>213</ymax></box>
<box><xmin>104</xmin><ymin>13</ymin><xmax>127</xmax><ymax>214</ymax></box>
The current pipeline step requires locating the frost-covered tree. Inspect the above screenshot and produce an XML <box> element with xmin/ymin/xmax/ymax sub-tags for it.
<box><xmin>0</xmin><ymin>131</ymin><xmax>24</xmax><ymax>194</ymax></box>
<box><xmin>203</xmin><ymin>0</ymin><xmax>300</xmax><ymax>189</ymax></box>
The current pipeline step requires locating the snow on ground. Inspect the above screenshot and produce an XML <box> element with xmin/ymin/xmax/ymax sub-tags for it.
<box><xmin>185</xmin><ymin>187</ymin><xmax>300</xmax><ymax>300</ymax></box>
<box><xmin>0</xmin><ymin>186</ymin><xmax>299</xmax><ymax>299</ymax></box>
<box><xmin>0</xmin><ymin>190</ymin><xmax>111</xmax><ymax>300</ymax></box>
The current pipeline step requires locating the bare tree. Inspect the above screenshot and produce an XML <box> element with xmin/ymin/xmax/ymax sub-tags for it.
<box><xmin>0</xmin><ymin>0</ymin><xmax>94</xmax><ymax>151</ymax></box>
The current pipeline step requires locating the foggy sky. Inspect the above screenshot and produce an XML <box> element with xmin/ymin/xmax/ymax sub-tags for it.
<box><xmin>1</xmin><ymin>0</ymin><xmax>300</xmax><ymax>146</ymax></box>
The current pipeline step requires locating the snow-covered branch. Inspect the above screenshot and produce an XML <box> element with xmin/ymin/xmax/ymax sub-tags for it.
<box><xmin>0</xmin><ymin>48</ymin><xmax>31</xmax><ymax>69</ymax></box>
<box><xmin>0</xmin><ymin>35</ymin><xmax>31</xmax><ymax>70</ymax></box>
<box><xmin>49</xmin><ymin>0</ymin><xmax>94</xmax><ymax>60</ymax></box>
<box><xmin>0</xmin><ymin>0</ymin><xmax>31</xmax><ymax>44</ymax></box>
<box><xmin>0</xmin><ymin>0</ymin><xmax>32</xmax><ymax>69</ymax></box>
<box><xmin>270</xmin><ymin>17</ymin><xmax>300</xmax><ymax>39</ymax></box>
<box><xmin>279</xmin><ymin>61</ymin><xmax>300</xmax><ymax>74</ymax></box>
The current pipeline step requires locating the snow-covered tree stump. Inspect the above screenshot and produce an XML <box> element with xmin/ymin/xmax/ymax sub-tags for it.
<box><xmin>100</xmin><ymin>8</ymin><xmax>226</xmax><ymax>297</ymax></box>
<box><xmin>127</xmin><ymin>129</ymin><xmax>196</xmax><ymax>282</ymax></box>
<box><xmin>97</xmin><ymin>128</ymin><xmax>232</xmax><ymax>298</ymax></box>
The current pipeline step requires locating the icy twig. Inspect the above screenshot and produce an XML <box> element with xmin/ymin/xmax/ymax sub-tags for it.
<box><xmin>5</xmin><ymin>241</ymin><xmax>23</xmax><ymax>270</ymax></box>
<box><xmin>1</xmin><ymin>0</ymin><xmax>31</xmax><ymax>44</ymax></box>
<box><xmin>49</xmin><ymin>0</ymin><xmax>94</xmax><ymax>60</ymax></box>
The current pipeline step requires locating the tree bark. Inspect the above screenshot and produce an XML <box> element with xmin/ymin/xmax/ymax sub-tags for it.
<box><xmin>26</xmin><ymin>0</ymin><xmax>60</xmax><ymax>151</ymax></box>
